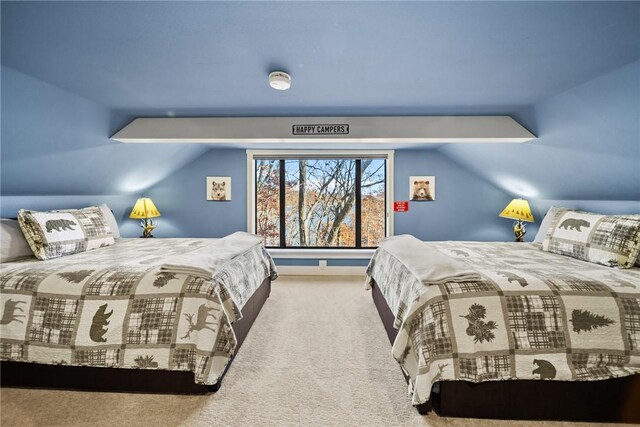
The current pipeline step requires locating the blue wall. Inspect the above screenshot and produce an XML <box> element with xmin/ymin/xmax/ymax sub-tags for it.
<box><xmin>140</xmin><ymin>148</ymin><xmax>514</xmax><ymax>266</ymax></box>
<box><xmin>394</xmin><ymin>150</ymin><xmax>513</xmax><ymax>241</ymax></box>
<box><xmin>144</xmin><ymin>149</ymin><xmax>247</xmax><ymax>238</ymax></box>
<box><xmin>143</xmin><ymin>148</ymin><xmax>514</xmax><ymax>242</ymax></box>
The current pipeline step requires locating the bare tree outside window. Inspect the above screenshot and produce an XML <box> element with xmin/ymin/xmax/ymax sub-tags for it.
<box><xmin>361</xmin><ymin>159</ymin><xmax>386</xmax><ymax>247</ymax></box>
<box><xmin>255</xmin><ymin>159</ymin><xmax>280</xmax><ymax>246</ymax></box>
<box><xmin>255</xmin><ymin>157</ymin><xmax>386</xmax><ymax>248</ymax></box>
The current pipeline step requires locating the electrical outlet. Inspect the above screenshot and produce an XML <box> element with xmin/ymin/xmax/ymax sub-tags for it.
<box><xmin>319</xmin><ymin>259</ymin><xmax>327</xmax><ymax>269</ymax></box>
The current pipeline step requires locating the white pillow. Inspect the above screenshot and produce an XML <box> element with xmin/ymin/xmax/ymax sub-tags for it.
<box><xmin>533</xmin><ymin>206</ymin><xmax>561</xmax><ymax>243</ymax></box>
<box><xmin>99</xmin><ymin>204</ymin><xmax>121</xmax><ymax>238</ymax></box>
<box><xmin>0</xmin><ymin>218</ymin><xmax>34</xmax><ymax>262</ymax></box>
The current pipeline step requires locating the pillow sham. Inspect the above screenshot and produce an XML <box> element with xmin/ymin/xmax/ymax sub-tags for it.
<box><xmin>18</xmin><ymin>206</ymin><xmax>115</xmax><ymax>260</ymax></box>
<box><xmin>0</xmin><ymin>218</ymin><xmax>34</xmax><ymax>262</ymax></box>
<box><xmin>542</xmin><ymin>208</ymin><xmax>640</xmax><ymax>268</ymax></box>
<box><xmin>99</xmin><ymin>203</ymin><xmax>121</xmax><ymax>239</ymax></box>
<box><xmin>533</xmin><ymin>206</ymin><xmax>561</xmax><ymax>243</ymax></box>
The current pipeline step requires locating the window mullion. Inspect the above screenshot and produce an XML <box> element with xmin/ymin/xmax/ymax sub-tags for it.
<box><xmin>355</xmin><ymin>159</ymin><xmax>362</xmax><ymax>248</ymax></box>
<box><xmin>279</xmin><ymin>159</ymin><xmax>286</xmax><ymax>248</ymax></box>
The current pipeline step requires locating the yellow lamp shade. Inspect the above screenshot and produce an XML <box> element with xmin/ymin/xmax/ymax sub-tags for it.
<box><xmin>129</xmin><ymin>198</ymin><xmax>161</xmax><ymax>219</ymax></box>
<box><xmin>499</xmin><ymin>198</ymin><xmax>534</xmax><ymax>222</ymax></box>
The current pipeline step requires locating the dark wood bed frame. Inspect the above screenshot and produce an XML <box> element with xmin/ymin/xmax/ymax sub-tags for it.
<box><xmin>370</xmin><ymin>280</ymin><xmax>640</xmax><ymax>422</ymax></box>
<box><xmin>1</xmin><ymin>277</ymin><xmax>271</xmax><ymax>394</ymax></box>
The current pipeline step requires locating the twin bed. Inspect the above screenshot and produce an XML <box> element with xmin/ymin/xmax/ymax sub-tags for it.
<box><xmin>367</xmin><ymin>208</ymin><xmax>640</xmax><ymax>422</ymax></box>
<box><xmin>1</xmin><ymin>232</ymin><xmax>277</xmax><ymax>393</ymax></box>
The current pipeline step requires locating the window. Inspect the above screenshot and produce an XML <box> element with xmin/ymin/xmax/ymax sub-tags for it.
<box><xmin>248</xmin><ymin>151</ymin><xmax>394</xmax><ymax>249</ymax></box>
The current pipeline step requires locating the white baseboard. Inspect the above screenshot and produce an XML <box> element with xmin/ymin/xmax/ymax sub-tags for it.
<box><xmin>276</xmin><ymin>265</ymin><xmax>367</xmax><ymax>276</ymax></box>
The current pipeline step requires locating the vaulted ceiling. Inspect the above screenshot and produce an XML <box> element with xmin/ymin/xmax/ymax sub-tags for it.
<box><xmin>2</xmin><ymin>1</ymin><xmax>639</xmax><ymax>201</ymax></box>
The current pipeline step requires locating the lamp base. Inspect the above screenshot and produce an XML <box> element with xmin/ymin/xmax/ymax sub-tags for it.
<box><xmin>140</xmin><ymin>219</ymin><xmax>157</xmax><ymax>238</ymax></box>
<box><xmin>513</xmin><ymin>220</ymin><xmax>526</xmax><ymax>242</ymax></box>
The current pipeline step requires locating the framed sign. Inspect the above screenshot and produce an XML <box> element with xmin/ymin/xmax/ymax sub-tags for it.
<box><xmin>292</xmin><ymin>124</ymin><xmax>349</xmax><ymax>135</ymax></box>
<box><xmin>206</xmin><ymin>176</ymin><xmax>231</xmax><ymax>201</ymax></box>
<box><xmin>410</xmin><ymin>176</ymin><xmax>435</xmax><ymax>201</ymax></box>
<box><xmin>394</xmin><ymin>201</ymin><xmax>409</xmax><ymax>212</ymax></box>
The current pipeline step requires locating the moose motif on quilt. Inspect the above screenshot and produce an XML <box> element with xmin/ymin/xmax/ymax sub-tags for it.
<box><xmin>181</xmin><ymin>304</ymin><xmax>221</xmax><ymax>339</ymax></box>
<box><xmin>1</xmin><ymin>299</ymin><xmax>26</xmax><ymax>325</ymax></box>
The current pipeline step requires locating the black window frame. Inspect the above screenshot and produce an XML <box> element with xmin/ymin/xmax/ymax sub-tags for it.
<box><xmin>254</xmin><ymin>156</ymin><xmax>387</xmax><ymax>249</ymax></box>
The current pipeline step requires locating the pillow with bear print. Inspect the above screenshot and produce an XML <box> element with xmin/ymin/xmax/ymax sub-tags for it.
<box><xmin>18</xmin><ymin>206</ymin><xmax>115</xmax><ymax>260</ymax></box>
<box><xmin>542</xmin><ymin>208</ymin><xmax>640</xmax><ymax>268</ymax></box>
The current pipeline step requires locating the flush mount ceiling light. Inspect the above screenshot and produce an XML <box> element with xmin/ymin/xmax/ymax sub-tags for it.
<box><xmin>269</xmin><ymin>71</ymin><xmax>291</xmax><ymax>90</ymax></box>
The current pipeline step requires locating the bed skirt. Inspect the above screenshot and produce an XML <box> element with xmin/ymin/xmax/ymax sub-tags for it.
<box><xmin>370</xmin><ymin>279</ymin><xmax>640</xmax><ymax>422</ymax></box>
<box><xmin>0</xmin><ymin>277</ymin><xmax>271</xmax><ymax>394</ymax></box>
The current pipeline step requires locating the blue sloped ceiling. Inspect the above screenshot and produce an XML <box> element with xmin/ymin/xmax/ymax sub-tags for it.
<box><xmin>0</xmin><ymin>66</ymin><xmax>209</xmax><ymax>229</ymax></box>
<box><xmin>440</xmin><ymin>60</ymin><xmax>640</xmax><ymax>217</ymax></box>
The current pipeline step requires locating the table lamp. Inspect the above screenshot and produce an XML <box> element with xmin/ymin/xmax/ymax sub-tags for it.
<box><xmin>499</xmin><ymin>198</ymin><xmax>534</xmax><ymax>242</ymax></box>
<box><xmin>129</xmin><ymin>198</ymin><xmax>161</xmax><ymax>238</ymax></box>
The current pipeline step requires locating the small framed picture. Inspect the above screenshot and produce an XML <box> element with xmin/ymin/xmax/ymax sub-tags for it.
<box><xmin>410</xmin><ymin>176</ymin><xmax>435</xmax><ymax>201</ymax></box>
<box><xmin>206</xmin><ymin>177</ymin><xmax>231</xmax><ymax>201</ymax></box>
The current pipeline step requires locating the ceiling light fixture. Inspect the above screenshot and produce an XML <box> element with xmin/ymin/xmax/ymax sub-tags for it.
<box><xmin>269</xmin><ymin>71</ymin><xmax>291</xmax><ymax>90</ymax></box>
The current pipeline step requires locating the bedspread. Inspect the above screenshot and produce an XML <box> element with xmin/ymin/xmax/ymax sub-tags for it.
<box><xmin>0</xmin><ymin>237</ymin><xmax>277</xmax><ymax>385</ymax></box>
<box><xmin>366</xmin><ymin>241</ymin><xmax>640</xmax><ymax>405</ymax></box>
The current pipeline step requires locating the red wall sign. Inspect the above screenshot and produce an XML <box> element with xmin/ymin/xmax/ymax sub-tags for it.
<box><xmin>394</xmin><ymin>201</ymin><xmax>409</xmax><ymax>212</ymax></box>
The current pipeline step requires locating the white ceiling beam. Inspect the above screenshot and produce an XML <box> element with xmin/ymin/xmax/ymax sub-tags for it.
<box><xmin>111</xmin><ymin>116</ymin><xmax>535</xmax><ymax>144</ymax></box>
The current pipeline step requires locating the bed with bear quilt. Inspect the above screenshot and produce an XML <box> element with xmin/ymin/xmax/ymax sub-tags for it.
<box><xmin>366</xmin><ymin>239</ymin><xmax>640</xmax><ymax>410</ymax></box>
<box><xmin>0</xmin><ymin>234</ymin><xmax>277</xmax><ymax>388</ymax></box>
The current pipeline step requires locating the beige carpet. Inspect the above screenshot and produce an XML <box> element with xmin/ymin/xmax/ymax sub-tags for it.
<box><xmin>0</xmin><ymin>276</ymin><xmax>627</xmax><ymax>427</ymax></box>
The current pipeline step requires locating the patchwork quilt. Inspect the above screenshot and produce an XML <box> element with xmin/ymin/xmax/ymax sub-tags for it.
<box><xmin>0</xmin><ymin>237</ymin><xmax>277</xmax><ymax>385</ymax></box>
<box><xmin>366</xmin><ymin>241</ymin><xmax>640</xmax><ymax>405</ymax></box>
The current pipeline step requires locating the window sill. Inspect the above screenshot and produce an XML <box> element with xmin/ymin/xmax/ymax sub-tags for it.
<box><xmin>267</xmin><ymin>248</ymin><xmax>375</xmax><ymax>259</ymax></box>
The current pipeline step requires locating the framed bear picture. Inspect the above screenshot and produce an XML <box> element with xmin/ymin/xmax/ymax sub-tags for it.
<box><xmin>410</xmin><ymin>176</ymin><xmax>435</xmax><ymax>201</ymax></box>
<box><xmin>206</xmin><ymin>176</ymin><xmax>231</xmax><ymax>201</ymax></box>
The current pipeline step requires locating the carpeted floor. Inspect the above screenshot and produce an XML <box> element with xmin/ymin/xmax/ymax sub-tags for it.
<box><xmin>0</xmin><ymin>276</ymin><xmax>628</xmax><ymax>426</ymax></box>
